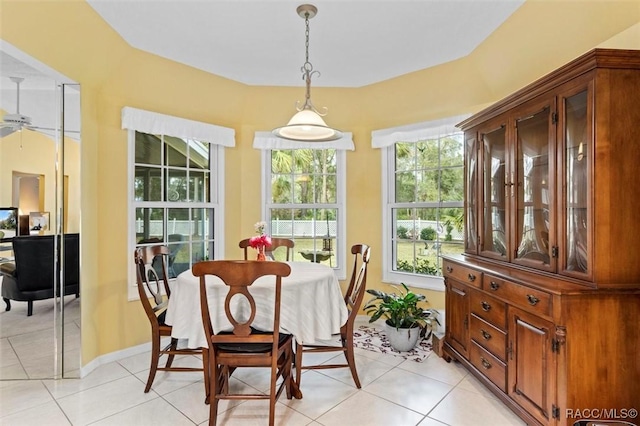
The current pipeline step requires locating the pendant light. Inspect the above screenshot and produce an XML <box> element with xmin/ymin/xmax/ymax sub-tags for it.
<box><xmin>272</xmin><ymin>4</ymin><xmax>343</xmax><ymax>142</ymax></box>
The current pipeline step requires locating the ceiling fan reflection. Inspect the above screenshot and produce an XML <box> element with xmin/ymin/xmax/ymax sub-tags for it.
<box><xmin>0</xmin><ymin>76</ymin><xmax>80</xmax><ymax>140</ymax></box>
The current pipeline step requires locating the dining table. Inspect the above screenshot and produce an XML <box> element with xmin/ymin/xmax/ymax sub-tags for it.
<box><xmin>164</xmin><ymin>261</ymin><xmax>349</xmax><ymax>350</ymax></box>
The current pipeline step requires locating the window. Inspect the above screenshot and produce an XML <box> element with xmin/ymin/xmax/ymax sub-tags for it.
<box><xmin>124</xmin><ymin>107</ymin><xmax>233</xmax><ymax>299</ymax></box>
<box><xmin>262</xmin><ymin>148</ymin><xmax>348</xmax><ymax>278</ymax></box>
<box><xmin>254</xmin><ymin>131</ymin><xmax>354</xmax><ymax>280</ymax></box>
<box><xmin>375</xmin><ymin>116</ymin><xmax>467</xmax><ymax>291</ymax></box>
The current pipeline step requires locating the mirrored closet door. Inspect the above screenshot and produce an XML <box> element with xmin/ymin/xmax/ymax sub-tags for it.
<box><xmin>0</xmin><ymin>45</ymin><xmax>81</xmax><ymax>379</ymax></box>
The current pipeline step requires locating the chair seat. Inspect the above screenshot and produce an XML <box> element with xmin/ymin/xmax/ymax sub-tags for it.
<box><xmin>299</xmin><ymin>336</ymin><xmax>343</xmax><ymax>348</ymax></box>
<box><xmin>215</xmin><ymin>330</ymin><xmax>292</xmax><ymax>353</ymax></box>
<box><xmin>157</xmin><ymin>310</ymin><xmax>167</xmax><ymax>326</ymax></box>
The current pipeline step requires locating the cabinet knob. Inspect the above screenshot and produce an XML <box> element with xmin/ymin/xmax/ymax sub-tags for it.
<box><xmin>481</xmin><ymin>330</ymin><xmax>492</xmax><ymax>340</ymax></box>
<box><xmin>468</xmin><ymin>273</ymin><xmax>476</xmax><ymax>282</ymax></box>
<box><xmin>490</xmin><ymin>281</ymin><xmax>500</xmax><ymax>291</ymax></box>
<box><xmin>481</xmin><ymin>301</ymin><xmax>491</xmax><ymax>312</ymax></box>
<box><xmin>446</xmin><ymin>266</ymin><xmax>453</xmax><ymax>273</ymax></box>
<box><xmin>480</xmin><ymin>357</ymin><xmax>492</xmax><ymax>369</ymax></box>
<box><xmin>527</xmin><ymin>294</ymin><xmax>540</xmax><ymax>306</ymax></box>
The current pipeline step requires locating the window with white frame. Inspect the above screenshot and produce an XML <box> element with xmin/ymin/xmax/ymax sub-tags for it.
<box><xmin>123</xmin><ymin>107</ymin><xmax>233</xmax><ymax>298</ymax></box>
<box><xmin>375</xmin><ymin>116</ymin><xmax>467</xmax><ymax>291</ymax></box>
<box><xmin>254</xmin><ymin>132</ymin><xmax>354</xmax><ymax>280</ymax></box>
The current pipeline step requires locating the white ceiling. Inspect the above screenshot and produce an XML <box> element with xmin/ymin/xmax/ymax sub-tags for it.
<box><xmin>85</xmin><ymin>0</ymin><xmax>525</xmax><ymax>88</ymax></box>
<box><xmin>1</xmin><ymin>0</ymin><xmax>525</xmax><ymax>132</ymax></box>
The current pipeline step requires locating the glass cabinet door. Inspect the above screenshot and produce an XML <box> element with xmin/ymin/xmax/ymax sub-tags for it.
<box><xmin>513</xmin><ymin>101</ymin><xmax>555</xmax><ymax>271</ymax></box>
<box><xmin>464</xmin><ymin>134</ymin><xmax>478</xmax><ymax>254</ymax></box>
<box><xmin>559</xmin><ymin>87</ymin><xmax>591</xmax><ymax>278</ymax></box>
<box><xmin>479</xmin><ymin>121</ymin><xmax>508</xmax><ymax>260</ymax></box>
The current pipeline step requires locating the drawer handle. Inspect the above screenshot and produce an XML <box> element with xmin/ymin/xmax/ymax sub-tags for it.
<box><xmin>481</xmin><ymin>301</ymin><xmax>491</xmax><ymax>312</ymax></box>
<box><xmin>480</xmin><ymin>357</ymin><xmax>492</xmax><ymax>369</ymax></box>
<box><xmin>446</xmin><ymin>266</ymin><xmax>453</xmax><ymax>273</ymax></box>
<box><xmin>481</xmin><ymin>330</ymin><xmax>492</xmax><ymax>340</ymax></box>
<box><xmin>490</xmin><ymin>281</ymin><xmax>500</xmax><ymax>291</ymax></box>
<box><xmin>527</xmin><ymin>294</ymin><xmax>540</xmax><ymax>306</ymax></box>
<box><xmin>468</xmin><ymin>273</ymin><xmax>476</xmax><ymax>282</ymax></box>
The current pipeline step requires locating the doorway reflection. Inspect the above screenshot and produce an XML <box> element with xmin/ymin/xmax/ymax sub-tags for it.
<box><xmin>0</xmin><ymin>47</ymin><xmax>81</xmax><ymax>379</ymax></box>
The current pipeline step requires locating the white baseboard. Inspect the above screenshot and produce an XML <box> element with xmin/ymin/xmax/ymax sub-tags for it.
<box><xmin>79</xmin><ymin>338</ymin><xmax>171</xmax><ymax>378</ymax></box>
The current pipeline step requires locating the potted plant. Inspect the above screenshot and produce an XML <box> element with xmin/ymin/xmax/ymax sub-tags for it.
<box><xmin>364</xmin><ymin>283</ymin><xmax>440</xmax><ymax>352</ymax></box>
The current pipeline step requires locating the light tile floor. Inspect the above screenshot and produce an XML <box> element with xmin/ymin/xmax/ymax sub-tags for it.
<box><xmin>0</xmin><ymin>295</ymin><xmax>81</xmax><ymax>380</ymax></box>
<box><xmin>0</xmin><ymin>317</ymin><xmax>526</xmax><ymax>425</ymax></box>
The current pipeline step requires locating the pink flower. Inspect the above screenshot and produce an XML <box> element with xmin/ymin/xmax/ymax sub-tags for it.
<box><xmin>249</xmin><ymin>234</ymin><xmax>272</xmax><ymax>249</ymax></box>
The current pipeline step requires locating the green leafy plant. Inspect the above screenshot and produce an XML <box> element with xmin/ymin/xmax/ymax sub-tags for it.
<box><xmin>397</xmin><ymin>225</ymin><xmax>409</xmax><ymax>239</ymax></box>
<box><xmin>364</xmin><ymin>283</ymin><xmax>440</xmax><ymax>336</ymax></box>
<box><xmin>420</xmin><ymin>226</ymin><xmax>437</xmax><ymax>241</ymax></box>
<box><xmin>396</xmin><ymin>258</ymin><xmax>439</xmax><ymax>275</ymax></box>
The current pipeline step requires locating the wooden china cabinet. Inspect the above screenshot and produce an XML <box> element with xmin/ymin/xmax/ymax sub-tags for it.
<box><xmin>443</xmin><ymin>49</ymin><xmax>640</xmax><ymax>426</ymax></box>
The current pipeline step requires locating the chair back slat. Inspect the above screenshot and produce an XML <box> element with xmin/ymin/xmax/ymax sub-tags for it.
<box><xmin>223</xmin><ymin>285</ymin><xmax>256</xmax><ymax>337</ymax></box>
<box><xmin>134</xmin><ymin>246</ymin><xmax>172</xmax><ymax>322</ymax></box>
<box><xmin>344</xmin><ymin>244</ymin><xmax>371</xmax><ymax>317</ymax></box>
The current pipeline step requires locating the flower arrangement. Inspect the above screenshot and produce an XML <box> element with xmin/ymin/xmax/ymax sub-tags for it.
<box><xmin>249</xmin><ymin>221</ymin><xmax>272</xmax><ymax>251</ymax></box>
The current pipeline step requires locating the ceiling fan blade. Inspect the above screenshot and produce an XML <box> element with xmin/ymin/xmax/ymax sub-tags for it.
<box><xmin>0</xmin><ymin>126</ymin><xmax>18</xmax><ymax>138</ymax></box>
<box><xmin>31</xmin><ymin>125</ymin><xmax>80</xmax><ymax>134</ymax></box>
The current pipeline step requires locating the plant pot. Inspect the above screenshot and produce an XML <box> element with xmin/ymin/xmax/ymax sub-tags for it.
<box><xmin>385</xmin><ymin>321</ymin><xmax>420</xmax><ymax>352</ymax></box>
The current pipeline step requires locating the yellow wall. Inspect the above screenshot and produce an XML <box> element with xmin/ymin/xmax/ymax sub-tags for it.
<box><xmin>1</xmin><ymin>0</ymin><xmax>638</xmax><ymax>366</ymax></box>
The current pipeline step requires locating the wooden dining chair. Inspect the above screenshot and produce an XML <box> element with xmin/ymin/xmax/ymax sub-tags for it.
<box><xmin>193</xmin><ymin>260</ymin><xmax>299</xmax><ymax>426</ymax></box>
<box><xmin>134</xmin><ymin>246</ymin><xmax>209</xmax><ymax>397</ymax></box>
<box><xmin>295</xmin><ymin>243</ymin><xmax>371</xmax><ymax>388</ymax></box>
<box><xmin>239</xmin><ymin>237</ymin><xmax>295</xmax><ymax>261</ymax></box>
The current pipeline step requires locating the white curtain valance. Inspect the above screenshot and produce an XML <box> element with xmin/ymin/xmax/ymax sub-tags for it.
<box><xmin>121</xmin><ymin>107</ymin><xmax>235</xmax><ymax>147</ymax></box>
<box><xmin>253</xmin><ymin>131</ymin><xmax>355</xmax><ymax>151</ymax></box>
<box><xmin>371</xmin><ymin>114</ymin><xmax>470</xmax><ymax>148</ymax></box>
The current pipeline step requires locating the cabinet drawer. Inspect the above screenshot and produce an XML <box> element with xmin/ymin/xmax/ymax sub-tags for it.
<box><xmin>470</xmin><ymin>314</ymin><xmax>506</xmax><ymax>362</ymax></box>
<box><xmin>443</xmin><ymin>260</ymin><xmax>482</xmax><ymax>288</ymax></box>
<box><xmin>470</xmin><ymin>341</ymin><xmax>506</xmax><ymax>392</ymax></box>
<box><xmin>483</xmin><ymin>274</ymin><xmax>551</xmax><ymax>316</ymax></box>
<box><xmin>470</xmin><ymin>290</ymin><xmax>506</xmax><ymax>330</ymax></box>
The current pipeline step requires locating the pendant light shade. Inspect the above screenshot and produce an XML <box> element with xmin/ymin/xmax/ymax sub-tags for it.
<box><xmin>273</xmin><ymin>109</ymin><xmax>342</xmax><ymax>141</ymax></box>
<box><xmin>272</xmin><ymin>4</ymin><xmax>343</xmax><ymax>142</ymax></box>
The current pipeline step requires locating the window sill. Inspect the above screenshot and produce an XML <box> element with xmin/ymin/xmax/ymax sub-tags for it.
<box><xmin>382</xmin><ymin>271</ymin><xmax>445</xmax><ymax>292</ymax></box>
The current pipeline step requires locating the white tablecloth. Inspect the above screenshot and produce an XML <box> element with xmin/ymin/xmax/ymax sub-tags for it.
<box><xmin>165</xmin><ymin>261</ymin><xmax>349</xmax><ymax>348</ymax></box>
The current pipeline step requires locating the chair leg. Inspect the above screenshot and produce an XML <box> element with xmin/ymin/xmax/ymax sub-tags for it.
<box><xmin>165</xmin><ymin>338</ymin><xmax>178</xmax><ymax>368</ymax></box>
<box><xmin>209</xmin><ymin>358</ymin><xmax>220</xmax><ymax>426</ymax></box>
<box><xmin>344</xmin><ymin>332</ymin><xmax>361</xmax><ymax>388</ymax></box>
<box><xmin>284</xmin><ymin>346</ymin><xmax>293</xmax><ymax>400</ymax></box>
<box><xmin>145</xmin><ymin>335</ymin><xmax>160</xmax><ymax>393</ymax></box>
<box><xmin>268</xmin><ymin>363</ymin><xmax>278</xmax><ymax>426</ymax></box>
<box><xmin>295</xmin><ymin>342</ymin><xmax>303</xmax><ymax>386</ymax></box>
<box><xmin>27</xmin><ymin>300</ymin><xmax>33</xmax><ymax>316</ymax></box>
<box><xmin>3</xmin><ymin>298</ymin><xmax>10</xmax><ymax>312</ymax></box>
<box><xmin>202</xmin><ymin>348</ymin><xmax>210</xmax><ymax>405</ymax></box>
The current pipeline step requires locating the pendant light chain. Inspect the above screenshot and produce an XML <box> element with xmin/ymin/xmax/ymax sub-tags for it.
<box><xmin>304</xmin><ymin>12</ymin><xmax>310</xmax><ymax>66</ymax></box>
<box><xmin>302</xmin><ymin>10</ymin><xmax>314</xmax><ymax>106</ymax></box>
